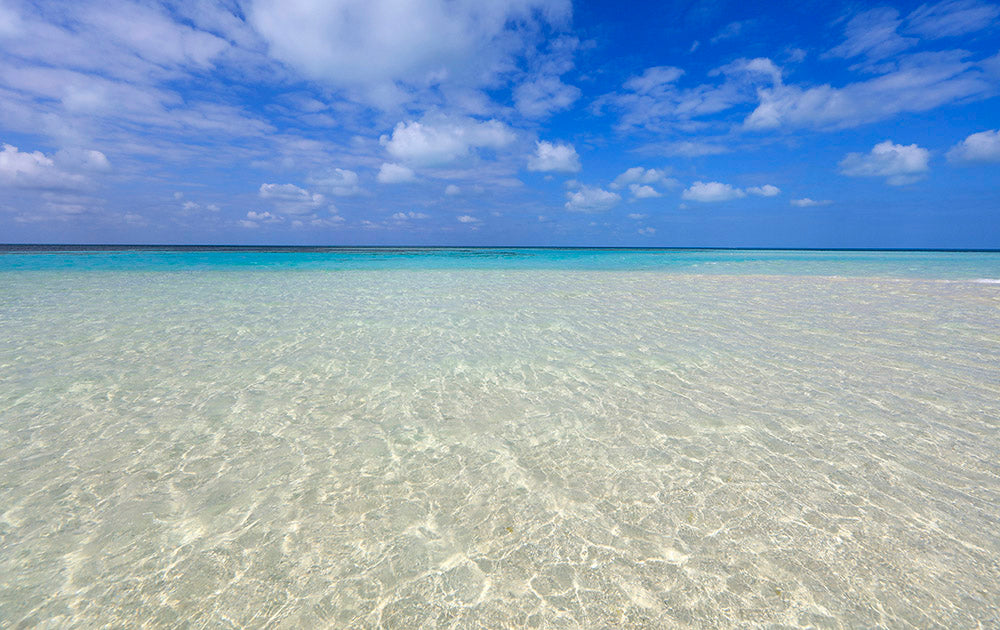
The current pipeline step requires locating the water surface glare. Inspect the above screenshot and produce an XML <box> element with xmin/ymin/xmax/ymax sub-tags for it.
<box><xmin>1</xmin><ymin>251</ymin><xmax>999</xmax><ymax>628</ymax></box>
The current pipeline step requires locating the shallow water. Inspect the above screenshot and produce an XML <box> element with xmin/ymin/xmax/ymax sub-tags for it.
<box><xmin>1</xmin><ymin>252</ymin><xmax>999</xmax><ymax>628</ymax></box>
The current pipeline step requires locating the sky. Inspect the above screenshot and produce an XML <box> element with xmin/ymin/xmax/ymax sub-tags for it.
<box><xmin>0</xmin><ymin>0</ymin><xmax>998</xmax><ymax>247</ymax></box>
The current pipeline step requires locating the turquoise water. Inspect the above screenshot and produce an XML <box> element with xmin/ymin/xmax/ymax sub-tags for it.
<box><xmin>1</xmin><ymin>248</ymin><xmax>999</xmax><ymax>628</ymax></box>
<box><xmin>2</xmin><ymin>245</ymin><xmax>1000</xmax><ymax>278</ymax></box>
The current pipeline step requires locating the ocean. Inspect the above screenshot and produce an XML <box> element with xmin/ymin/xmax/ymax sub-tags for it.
<box><xmin>1</xmin><ymin>246</ymin><xmax>998</xmax><ymax>628</ymax></box>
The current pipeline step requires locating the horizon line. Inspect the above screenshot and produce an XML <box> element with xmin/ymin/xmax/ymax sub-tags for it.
<box><xmin>2</xmin><ymin>244</ymin><xmax>1000</xmax><ymax>253</ymax></box>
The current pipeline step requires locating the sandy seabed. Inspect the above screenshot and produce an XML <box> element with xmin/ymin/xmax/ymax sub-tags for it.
<box><xmin>1</xmin><ymin>270</ymin><xmax>998</xmax><ymax>628</ymax></box>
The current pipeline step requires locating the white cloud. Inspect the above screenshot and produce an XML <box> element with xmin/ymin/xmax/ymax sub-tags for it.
<box><xmin>627</xmin><ymin>213</ymin><xmax>648</xmax><ymax>219</ymax></box>
<box><xmin>380</xmin><ymin>117</ymin><xmax>515</xmax><ymax>167</ymax></box>
<box><xmin>514</xmin><ymin>76</ymin><xmax>581</xmax><ymax>118</ymax></box>
<box><xmin>827</xmin><ymin>8</ymin><xmax>916</xmax><ymax>65</ymax></box>
<box><xmin>637</xmin><ymin>226</ymin><xmax>656</xmax><ymax>235</ymax></box>
<box><xmin>240</xmin><ymin>210</ymin><xmax>283</xmax><ymax>228</ymax></box>
<box><xmin>602</xmin><ymin>58</ymin><xmax>781</xmax><ymax>132</ymax></box>
<box><xmin>744</xmin><ymin>51</ymin><xmax>993</xmax><ymax>131</ymax></box>
<box><xmin>376</xmin><ymin>163</ymin><xmax>416</xmax><ymax>184</ymax></box>
<box><xmin>564</xmin><ymin>186</ymin><xmax>620</xmax><ymax>212</ymax></box>
<box><xmin>457</xmin><ymin>214</ymin><xmax>480</xmax><ymax>223</ymax></box>
<box><xmin>612</xmin><ymin>167</ymin><xmax>673</xmax><ymax>188</ymax></box>
<box><xmin>839</xmin><ymin>140</ymin><xmax>930</xmax><ymax>185</ymax></box>
<box><xmin>0</xmin><ymin>2</ymin><xmax>272</xmax><ymax>146</ymax></box>
<box><xmin>711</xmin><ymin>20</ymin><xmax>749</xmax><ymax>44</ymax></box>
<box><xmin>295</xmin><ymin>214</ymin><xmax>345</xmax><ymax>228</ymax></box>
<box><xmin>629</xmin><ymin>184</ymin><xmax>661</xmax><ymax>199</ymax></box>
<box><xmin>54</xmin><ymin>147</ymin><xmax>112</xmax><ymax>172</ymax></box>
<box><xmin>247</xmin><ymin>0</ymin><xmax>570</xmax><ymax>106</ymax></box>
<box><xmin>791</xmin><ymin>198</ymin><xmax>833</xmax><ymax>207</ymax></box>
<box><xmin>907</xmin><ymin>0</ymin><xmax>1000</xmax><ymax>38</ymax></box>
<box><xmin>0</xmin><ymin>1</ymin><xmax>234</xmax><ymax>81</ymax></box>
<box><xmin>391</xmin><ymin>211</ymin><xmax>430</xmax><ymax>220</ymax></box>
<box><xmin>260</xmin><ymin>182</ymin><xmax>324</xmax><ymax>204</ymax></box>
<box><xmin>444</xmin><ymin>184</ymin><xmax>461</xmax><ymax>195</ymax></box>
<box><xmin>0</xmin><ymin>143</ymin><xmax>103</xmax><ymax>190</ymax></box>
<box><xmin>258</xmin><ymin>182</ymin><xmax>328</xmax><ymax>214</ymax></box>
<box><xmin>947</xmin><ymin>129</ymin><xmax>1000</xmax><ymax>163</ymax></box>
<box><xmin>747</xmin><ymin>184</ymin><xmax>780</xmax><ymax>197</ymax></box>
<box><xmin>623</xmin><ymin>66</ymin><xmax>685</xmax><ymax>94</ymax></box>
<box><xmin>246</xmin><ymin>210</ymin><xmax>281</xmax><ymax>222</ymax></box>
<box><xmin>658</xmin><ymin>141</ymin><xmax>729</xmax><ymax>157</ymax></box>
<box><xmin>307</xmin><ymin>168</ymin><xmax>361</xmax><ymax>195</ymax></box>
<box><xmin>682</xmin><ymin>181</ymin><xmax>747</xmax><ymax>202</ymax></box>
<box><xmin>528</xmin><ymin>140</ymin><xmax>581</xmax><ymax>173</ymax></box>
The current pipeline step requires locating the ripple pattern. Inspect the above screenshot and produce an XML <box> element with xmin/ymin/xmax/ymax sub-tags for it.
<box><xmin>1</xmin><ymin>271</ymin><xmax>998</xmax><ymax>628</ymax></box>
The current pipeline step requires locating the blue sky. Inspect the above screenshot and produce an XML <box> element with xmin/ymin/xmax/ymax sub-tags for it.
<box><xmin>0</xmin><ymin>0</ymin><xmax>998</xmax><ymax>247</ymax></box>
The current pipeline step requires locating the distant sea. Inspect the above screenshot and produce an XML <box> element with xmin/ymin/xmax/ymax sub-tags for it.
<box><xmin>2</xmin><ymin>246</ymin><xmax>998</xmax><ymax>628</ymax></box>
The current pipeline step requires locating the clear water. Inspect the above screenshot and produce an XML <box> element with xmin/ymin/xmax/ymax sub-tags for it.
<box><xmin>1</xmin><ymin>248</ymin><xmax>998</xmax><ymax>628</ymax></box>
<box><xmin>2</xmin><ymin>245</ymin><xmax>1000</xmax><ymax>278</ymax></box>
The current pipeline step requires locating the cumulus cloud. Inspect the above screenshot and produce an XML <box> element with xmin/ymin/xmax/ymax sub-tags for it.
<box><xmin>629</xmin><ymin>185</ymin><xmax>661</xmax><ymax>199</ymax></box>
<box><xmin>682</xmin><ymin>181</ymin><xmax>746</xmax><ymax>202</ymax></box>
<box><xmin>947</xmin><ymin>129</ymin><xmax>1000</xmax><ymax>163</ymax></box>
<box><xmin>747</xmin><ymin>184</ymin><xmax>780</xmax><ymax>197</ymax></box>
<box><xmin>248</xmin><ymin>0</ymin><xmax>570</xmax><ymax>106</ymax></box>
<box><xmin>0</xmin><ymin>143</ymin><xmax>107</xmax><ymax>190</ymax></box>
<box><xmin>611</xmin><ymin>167</ymin><xmax>674</xmax><ymax>189</ymax></box>
<box><xmin>380</xmin><ymin>117</ymin><xmax>515</xmax><ymax>167</ymax></box>
<box><xmin>444</xmin><ymin>184</ymin><xmax>461</xmax><ymax>195</ymax></box>
<box><xmin>258</xmin><ymin>183</ymin><xmax>315</xmax><ymax>201</ymax></box>
<box><xmin>612</xmin><ymin>168</ymin><xmax>677</xmax><ymax>200</ymax></box>
<box><xmin>55</xmin><ymin>147</ymin><xmax>112</xmax><ymax>172</ymax></box>
<box><xmin>528</xmin><ymin>141</ymin><xmax>581</xmax><ymax>173</ymax></box>
<box><xmin>391</xmin><ymin>211</ymin><xmax>430</xmax><ymax>220</ymax></box>
<box><xmin>790</xmin><ymin>198</ymin><xmax>833</xmax><ymax>207</ymax></box>
<box><xmin>457</xmin><ymin>214</ymin><xmax>480</xmax><ymax>223</ymax></box>
<box><xmin>240</xmin><ymin>210</ymin><xmax>283</xmax><ymax>228</ymax></box>
<box><xmin>564</xmin><ymin>186</ymin><xmax>620</xmax><ymax>212</ymax></box>
<box><xmin>514</xmin><ymin>76</ymin><xmax>581</xmax><ymax>118</ymax></box>
<box><xmin>307</xmin><ymin>168</ymin><xmax>361</xmax><ymax>195</ymax></box>
<box><xmin>680</xmin><ymin>179</ymin><xmax>781</xmax><ymax>203</ymax></box>
<box><xmin>376</xmin><ymin>163</ymin><xmax>416</xmax><ymax>184</ymax></box>
<box><xmin>258</xmin><ymin>182</ymin><xmax>326</xmax><ymax>213</ymax></box>
<box><xmin>839</xmin><ymin>140</ymin><xmax>930</xmax><ymax>185</ymax></box>
<box><xmin>246</xmin><ymin>210</ymin><xmax>281</xmax><ymax>222</ymax></box>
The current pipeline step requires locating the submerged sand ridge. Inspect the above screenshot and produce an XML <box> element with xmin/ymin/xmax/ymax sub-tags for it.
<box><xmin>1</xmin><ymin>270</ymin><xmax>998</xmax><ymax>628</ymax></box>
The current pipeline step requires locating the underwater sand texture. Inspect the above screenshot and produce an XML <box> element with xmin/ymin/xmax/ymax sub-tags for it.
<box><xmin>1</xmin><ymin>270</ymin><xmax>998</xmax><ymax>628</ymax></box>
